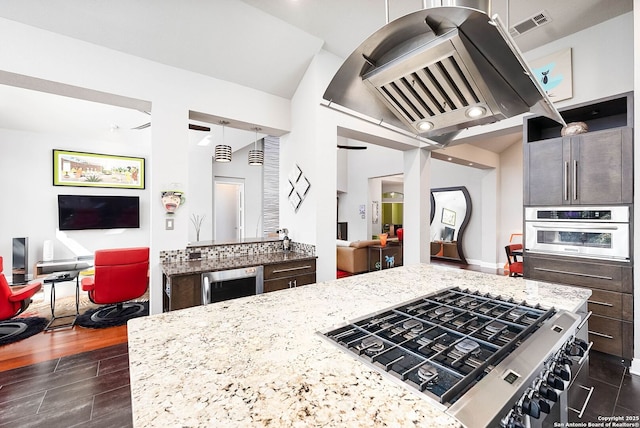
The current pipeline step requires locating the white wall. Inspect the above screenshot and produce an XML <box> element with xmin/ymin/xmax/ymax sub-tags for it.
<box><xmin>0</xmin><ymin>17</ymin><xmax>291</xmax><ymax>313</ymax></box>
<box><xmin>0</xmin><ymin>128</ymin><xmax>150</xmax><ymax>266</ymax></box>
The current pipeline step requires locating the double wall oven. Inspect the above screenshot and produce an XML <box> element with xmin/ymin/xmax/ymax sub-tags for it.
<box><xmin>525</xmin><ymin>206</ymin><xmax>630</xmax><ymax>262</ymax></box>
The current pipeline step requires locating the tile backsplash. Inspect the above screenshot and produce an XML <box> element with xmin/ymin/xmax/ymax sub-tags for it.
<box><xmin>160</xmin><ymin>240</ymin><xmax>315</xmax><ymax>264</ymax></box>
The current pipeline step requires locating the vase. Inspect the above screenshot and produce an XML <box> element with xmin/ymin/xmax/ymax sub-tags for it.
<box><xmin>378</xmin><ymin>233</ymin><xmax>388</xmax><ymax>247</ymax></box>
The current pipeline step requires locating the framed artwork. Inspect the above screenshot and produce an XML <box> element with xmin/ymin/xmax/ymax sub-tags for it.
<box><xmin>53</xmin><ymin>149</ymin><xmax>145</xmax><ymax>189</ymax></box>
<box><xmin>372</xmin><ymin>201</ymin><xmax>379</xmax><ymax>224</ymax></box>
<box><xmin>530</xmin><ymin>48</ymin><xmax>573</xmax><ymax>102</ymax></box>
<box><xmin>441</xmin><ymin>208</ymin><xmax>456</xmax><ymax>226</ymax></box>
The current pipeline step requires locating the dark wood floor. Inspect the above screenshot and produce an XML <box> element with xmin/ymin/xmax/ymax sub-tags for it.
<box><xmin>0</xmin><ymin>342</ymin><xmax>132</xmax><ymax>428</ymax></box>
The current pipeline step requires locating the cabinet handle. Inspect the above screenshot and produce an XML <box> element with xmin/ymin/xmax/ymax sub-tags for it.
<box><xmin>272</xmin><ymin>265</ymin><xmax>312</xmax><ymax>274</ymax></box>
<box><xmin>564</xmin><ymin>161</ymin><xmax>569</xmax><ymax>201</ymax></box>
<box><xmin>587</xmin><ymin>300</ymin><xmax>614</xmax><ymax>307</ymax></box>
<box><xmin>533</xmin><ymin>267</ymin><xmax>613</xmax><ymax>280</ymax></box>
<box><xmin>573</xmin><ymin>160</ymin><xmax>578</xmax><ymax>200</ymax></box>
<box><xmin>588</xmin><ymin>330</ymin><xmax>614</xmax><ymax>339</ymax></box>
<box><xmin>293</xmin><ymin>279</ymin><xmax>297</xmax><ymax>287</ymax></box>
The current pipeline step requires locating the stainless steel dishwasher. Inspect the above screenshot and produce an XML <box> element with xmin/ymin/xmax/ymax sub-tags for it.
<box><xmin>201</xmin><ymin>266</ymin><xmax>264</xmax><ymax>304</ymax></box>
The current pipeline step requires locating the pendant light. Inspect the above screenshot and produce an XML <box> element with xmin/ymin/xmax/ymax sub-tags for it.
<box><xmin>248</xmin><ymin>127</ymin><xmax>264</xmax><ymax>166</ymax></box>
<box><xmin>214</xmin><ymin>121</ymin><xmax>232</xmax><ymax>162</ymax></box>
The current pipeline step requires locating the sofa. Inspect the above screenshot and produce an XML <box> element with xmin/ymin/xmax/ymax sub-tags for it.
<box><xmin>336</xmin><ymin>239</ymin><xmax>381</xmax><ymax>274</ymax></box>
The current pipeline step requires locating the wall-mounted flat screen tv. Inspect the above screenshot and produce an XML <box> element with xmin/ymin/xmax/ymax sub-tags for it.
<box><xmin>58</xmin><ymin>195</ymin><xmax>140</xmax><ymax>230</ymax></box>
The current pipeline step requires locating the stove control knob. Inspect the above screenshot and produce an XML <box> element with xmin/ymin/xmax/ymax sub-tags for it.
<box><xmin>538</xmin><ymin>382</ymin><xmax>559</xmax><ymax>402</ymax></box>
<box><xmin>553</xmin><ymin>363</ymin><xmax>571</xmax><ymax>381</ymax></box>
<box><xmin>574</xmin><ymin>338</ymin><xmax>589</xmax><ymax>351</ymax></box>
<box><xmin>522</xmin><ymin>394</ymin><xmax>541</xmax><ymax>419</ymax></box>
<box><xmin>558</xmin><ymin>353</ymin><xmax>574</xmax><ymax>366</ymax></box>
<box><xmin>532</xmin><ymin>391</ymin><xmax>552</xmax><ymax>414</ymax></box>
<box><xmin>546</xmin><ymin>373</ymin><xmax>565</xmax><ymax>390</ymax></box>
<box><xmin>566</xmin><ymin>343</ymin><xmax>585</xmax><ymax>358</ymax></box>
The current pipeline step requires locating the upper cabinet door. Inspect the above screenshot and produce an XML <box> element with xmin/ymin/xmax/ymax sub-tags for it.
<box><xmin>524</xmin><ymin>137</ymin><xmax>566</xmax><ymax>206</ymax></box>
<box><xmin>572</xmin><ymin>127</ymin><xmax>633</xmax><ymax>205</ymax></box>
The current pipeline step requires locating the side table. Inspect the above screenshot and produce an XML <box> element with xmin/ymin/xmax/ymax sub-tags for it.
<box><xmin>43</xmin><ymin>270</ymin><xmax>81</xmax><ymax>331</ymax></box>
<box><xmin>368</xmin><ymin>243</ymin><xmax>403</xmax><ymax>271</ymax></box>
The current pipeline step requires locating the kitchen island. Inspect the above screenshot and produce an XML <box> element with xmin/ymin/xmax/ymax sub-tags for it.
<box><xmin>128</xmin><ymin>263</ymin><xmax>591</xmax><ymax>427</ymax></box>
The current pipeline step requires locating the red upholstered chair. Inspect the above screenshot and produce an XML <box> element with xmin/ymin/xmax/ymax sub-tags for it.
<box><xmin>505</xmin><ymin>244</ymin><xmax>524</xmax><ymax>277</ymax></box>
<box><xmin>81</xmin><ymin>247</ymin><xmax>149</xmax><ymax>322</ymax></box>
<box><xmin>0</xmin><ymin>256</ymin><xmax>42</xmax><ymax>340</ymax></box>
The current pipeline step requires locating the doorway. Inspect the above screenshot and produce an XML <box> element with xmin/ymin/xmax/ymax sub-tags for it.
<box><xmin>214</xmin><ymin>178</ymin><xmax>245</xmax><ymax>241</ymax></box>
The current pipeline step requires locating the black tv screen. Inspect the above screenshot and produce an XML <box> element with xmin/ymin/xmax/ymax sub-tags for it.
<box><xmin>58</xmin><ymin>195</ymin><xmax>140</xmax><ymax>230</ymax></box>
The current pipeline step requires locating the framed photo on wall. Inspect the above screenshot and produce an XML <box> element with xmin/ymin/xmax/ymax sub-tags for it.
<box><xmin>53</xmin><ymin>149</ymin><xmax>145</xmax><ymax>189</ymax></box>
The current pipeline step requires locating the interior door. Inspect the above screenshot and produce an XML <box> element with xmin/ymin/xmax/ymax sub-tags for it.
<box><xmin>214</xmin><ymin>179</ymin><xmax>245</xmax><ymax>241</ymax></box>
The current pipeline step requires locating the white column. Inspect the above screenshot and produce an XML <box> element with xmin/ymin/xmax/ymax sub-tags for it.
<box><xmin>149</xmin><ymin>102</ymin><xmax>189</xmax><ymax>315</ymax></box>
<box><xmin>403</xmin><ymin>148</ymin><xmax>431</xmax><ymax>265</ymax></box>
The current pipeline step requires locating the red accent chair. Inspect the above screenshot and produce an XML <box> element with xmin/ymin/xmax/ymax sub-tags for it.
<box><xmin>0</xmin><ymin>256</ymin><xmax>42</xmax><ymax>340</ymax></box>
<box><xmin>81</xmin><ymin>247</ymin><xmax>149</xmax><ymax>322</ymax></box>
<box><xmin>505</xmin><ymin>244</ymin><xmax>524</xmax><ymax>277</ymax></box>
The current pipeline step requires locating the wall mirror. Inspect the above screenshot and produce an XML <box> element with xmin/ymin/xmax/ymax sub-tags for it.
<box><xmin>430</xmin><ymin>186</ymin><xmax>471</xmax><ymax>264</ymax></box>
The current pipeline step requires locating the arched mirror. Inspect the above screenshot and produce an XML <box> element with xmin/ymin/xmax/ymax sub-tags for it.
<box><xmin>430</xmin><ymin>186</ymin><xmax>472</xmax><ymax>264</ymax></box>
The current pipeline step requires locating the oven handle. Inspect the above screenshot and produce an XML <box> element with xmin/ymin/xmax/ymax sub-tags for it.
<box><xmin>577</xmin><ymin>311</ymin><xmax>592</xmax><ymax>331</ymax></box>
<box><xmin>530</xmin><ymin>225</ymin><xmax>621</xmax><ymax>230</ymax></box>
<box><xmin>569</xmin><ymin>384</ymin><xmax>595</xmax><ymax>418</ymax></box>
<box><xmin>577</xmin><ymin>341</ymin><xmax>594</xmax><ymax>366</ymax></box>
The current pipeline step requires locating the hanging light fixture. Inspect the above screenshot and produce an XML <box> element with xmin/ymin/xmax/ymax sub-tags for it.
<box><xmin>248</xmin><ymin>127</ymin><xmax>264</xmax><ymax>166</ymax></box>
<box><xmin>214</xmin><ymin>120</ymin><xmax>232</xmax><ymax>162</ymax></box>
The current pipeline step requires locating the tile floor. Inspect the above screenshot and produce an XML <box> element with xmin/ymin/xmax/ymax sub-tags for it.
<box><xmin>570</xmin><ymin>350</ymin><xmax>640</xmax><ymax>423</ymax></box>
<box><xmin>0</xmin><ymin>343</ymin><xmax>132</xmax><ymax>428</ymax></box>
<box><xmin>0</xmin><ymin>343</ymin><xmax>638</xmax><ymax>427</ymax></box>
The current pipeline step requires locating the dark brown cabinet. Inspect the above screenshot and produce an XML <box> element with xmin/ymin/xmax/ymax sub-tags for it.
<box><xmin>524</xmin><ymin>127</ymin><xmax>632</xmax><ymax>205</ymax></box>
<box><xmin>523</xmin><ymin>92</ymin><xmax>634</xmax><ymax>359</ymax></box>
<box><xmin>264</xmin><ymin>259</ymin><xmax>316</xmax><ymax>293</ymax></box>
<box><xmin>525</xmin><ymin>249</ymin><xmax>634</xmax><ymax>359</ymax></box>
<box><xmin>163</xmin><ymin>273</ymin><xmax>202</xmax><ymax>312</ymax></box>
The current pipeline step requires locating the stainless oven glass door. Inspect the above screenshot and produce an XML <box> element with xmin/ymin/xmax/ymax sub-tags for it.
<box><xmin>525</xmin><ymin>222</ymin><xmax>629</xmax><ymax>261</ymax></box>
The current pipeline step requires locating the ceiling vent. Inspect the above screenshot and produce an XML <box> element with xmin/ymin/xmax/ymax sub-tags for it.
<box><xmin>509</xmin><ymin>11</ymin><xmax>552</xmax><ymax>37</ymax></box>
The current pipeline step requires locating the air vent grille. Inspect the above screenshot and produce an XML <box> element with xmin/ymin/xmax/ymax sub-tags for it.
<box><xmin>509</xmin><ymin>11</ymin><xmax>552</xmax><ymax>37</ymax></box>
<box><xmin>375</xmin><ymin>54</ymin><xmax>481</xmax><ymax>123</ymax></box>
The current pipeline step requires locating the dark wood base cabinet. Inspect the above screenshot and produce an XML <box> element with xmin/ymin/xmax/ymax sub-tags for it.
<box><xmin>163</xmin><ymin>273</ymin><xmax>201</xmax><ymax>312</ymax></box>
<box><xmin>264</xmin><ymin>259</ymin><xmax>316</xmax><ymax>293</ymax></box>
<box><xmin>524</xmin><ymin>253</ymin><xmax>633</xmax><ymax>359</ymax></box>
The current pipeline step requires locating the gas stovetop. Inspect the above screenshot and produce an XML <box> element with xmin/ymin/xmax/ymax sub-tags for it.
<box><xmin>320</xmin><ymin>287</ymin><xmax>557</xmax><ymax>406</ymax></box>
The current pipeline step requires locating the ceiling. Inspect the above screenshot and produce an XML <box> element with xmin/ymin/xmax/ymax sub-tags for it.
<box><xmin>0</xmin><ymin>0</ymin><xmax>633</xmax><ymax>152</ymax></box>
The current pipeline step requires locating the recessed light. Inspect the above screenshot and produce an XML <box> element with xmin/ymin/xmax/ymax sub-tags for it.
<box><xmin>416</xmin><ymin>120</ymin><xmax>434</xmax><ymax>131</ymax></box>
<box><xmin>447</xmin><ymin>157</ymin><xmax>453</xmax><ymax>161</ymax></box>
<box><xmin>468</xmin><ymin>162</ymin><xmax>474</xmax><ymax>166</ymax></box>
<box><xmin>466</xmin><ymin>106</ymin><xmax>486</xmax><ymax>118</ymax></box>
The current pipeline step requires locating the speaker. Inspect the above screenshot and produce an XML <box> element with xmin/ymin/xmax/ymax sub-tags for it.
<box><xmin>43</xmin><ymin>240</ymin><xmax>54</xmax><ymax>262</ymax></box>
<box><xmin>12</xmin><ymin>237</ymin><xmax>28</xmax><ymax>285</ymax></box>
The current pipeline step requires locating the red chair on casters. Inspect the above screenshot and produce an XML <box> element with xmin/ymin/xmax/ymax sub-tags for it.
<box><xmin>81</xmin><ymin>247</ymin><xmax>149</xmax><ymax>322</ymax></box>
<box><xmin>0</xmin><ymin>256</ymin><xmax>42</xmax><ymax>340</ymax></box>
<box><xmin>505</xmin><ymin>244</ymin><xmax>524</xmax><ymax>277</ymax></box>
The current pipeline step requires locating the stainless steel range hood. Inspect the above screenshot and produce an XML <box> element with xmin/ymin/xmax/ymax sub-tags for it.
<box><xmin>323</xmin><ymin>1</ymin><xmax>566</xmax><ymax>145</ymax></box>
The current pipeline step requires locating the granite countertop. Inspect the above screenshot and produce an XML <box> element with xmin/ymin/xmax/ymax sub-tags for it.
<box><xmin>161</xmin><ymin>251</ymin><xmax>316</xmax><ymax>276</ymax></box>
<box><xmin>128</xmin><ymin>264</ymin><xmax>591</xmax><ymax>427</ymax></box>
